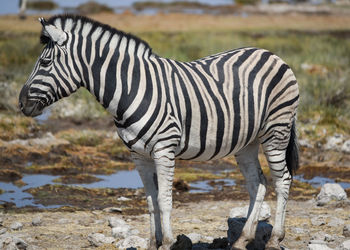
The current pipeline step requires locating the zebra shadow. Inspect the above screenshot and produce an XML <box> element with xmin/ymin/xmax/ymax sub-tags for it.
<box><xmin>172</xmin><ymin>218</ymin><xmax>274</xmax><ymax>250</ymax></box>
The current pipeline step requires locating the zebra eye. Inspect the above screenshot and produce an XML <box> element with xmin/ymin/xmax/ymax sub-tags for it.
<box><xmin>39</xmin><ymin>58</ymin><xmax>51</xmax><ymax>66</ymax></box>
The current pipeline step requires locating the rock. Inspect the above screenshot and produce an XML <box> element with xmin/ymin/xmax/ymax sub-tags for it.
<box><xmin>32</xmin><ymin>216</ymin><xmax>42</xmax><ymax>226</ymax></box>
<box><xmin>308</xmin><ymin>242</ymin><xmax>333</xmax><ymax>250</ymax></box>
<box><xmin>328</xmin><ymin>217</ymin><xmax>344</xmax><ymax>227</ymax></box>
<box><xmin>341</xmin><ymin>140</ymin><xmax>350</xmax><ymax>153</ymax></box>
<box><xmin>344</xmin><ymin>224</ymin><xmax>350</xmax><ymax>237</ymax></box>
<box><xmin>187</xmin><ymin>233</ymin><xmax>202</xmax><ymax>244</ymax></box>
<box><xmin>108</xmin><ymin>217</ymin><xmax>127</xmax><ymax>228</ymax></box>
<box><xmin>0</xmin><ymin>217</ymin><xmax>3</xmax><ymax>227</ymax></box>
<box><xmin>340</xmin><ymin>240</ymin><xmax>350</xmax><ymax>250</ymax></box>
<box><xmin>10</xmin><ymin>222</ymin><xmax>23</xmax><ymax>231</ymax></box>
<box><xmin>170</xmin><ymin>234</ymin><xmax>192</xmax><ymax>250</ymax></box>
<box><xmin>0</xmin><ymin>228</ymin><xmax>7</xmax><ymax>235</ymax></box>
<box><xmin>316</xmin><ymin>183</ymin><xmax>347</xmax><ymax>206</ymax></box>
<box><xmin>229</xmin><ymin>202</ymin><xmax>271</xmax><ymax>221</ymax></box>
<box><xmin>181</xmin><ymin>218</ymin><xmax>204</xmax><ymax>224</ymax></box>
<box><xmin>103</xmin><ymin>207</ymin><xmax>122</xmax><ymax>213</ymax></box>
<box><xmin>115</xmin><ymin>235</ymin><xmax>148</xmax><ymax>249</ymax></box>
<box><xmin>87</xmin><ymin>233</ymin><xmax>115</xmax><ymax>247</ymax></box>
<box><xmin>324</xmin><ymin>134</ymin><xmax>343</xmax><ymax>151</ymax></box>
<box><xmin>311</xmin><ymin>232</ymin><xmax>335</xmax><ymax>243</ymax></box>
<box><xmin>111</xmin><ymin>225</ymin><xmax>133</xmax><ymax>239</ymax></box>
<box><xmin>117</xmin><ymin>196</ymin><xmax>131</xmax><ymax>201</ymax></box>
<box><xmin>227</xmin><ymin>218</ymin><xmax>272</xmax><ymax>249</ymax></box>
<box><xmin>0</xmin><ymin>234</ymin><xmax>28</xmax><ymax>250</ymax></box>
<box><xmin>292</xmin><ymin>227</ymin><xmax>308</xmax><ymax>234</ymax></box>
<box><xmin>5</xmin><ymin>132</ymin><xmax>69</xmax><ymax>148</ymax></box>
<box><xmin>311</xmin><ymin>216</ymin><xmax>326</xmax><ymax>226</ymax></box>
<box><xmin>299</xmin><ymin>138</ymin><xmax>313</xmax><ymax>148</ymax></box>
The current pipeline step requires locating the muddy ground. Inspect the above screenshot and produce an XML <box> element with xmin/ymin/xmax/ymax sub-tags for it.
<box><xmin>0</xmin><ymin>116</ymin><xmax>349</xmax><ymax>249</ymax></box>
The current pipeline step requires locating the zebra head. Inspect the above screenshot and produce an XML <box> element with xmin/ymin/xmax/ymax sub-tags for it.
<box><xmin>19</xmin><ymin>17</ymin><xmax>79</xmax><ymax>117</ymax></box>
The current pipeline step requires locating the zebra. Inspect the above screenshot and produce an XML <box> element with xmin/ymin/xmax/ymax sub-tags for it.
<box><xmin>19</xmin><ymin>15</ymin><xmax>299</xmax><ymax>250</ymax></box>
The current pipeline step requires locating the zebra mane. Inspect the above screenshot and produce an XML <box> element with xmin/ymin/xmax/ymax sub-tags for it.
<box><xmin>40</xmin><ymin>14</ymin><xmax>152</xmax><ymax>52</ymax></box>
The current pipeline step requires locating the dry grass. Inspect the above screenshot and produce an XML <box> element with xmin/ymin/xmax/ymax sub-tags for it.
<box><xmin>1</xmin><ymin>13</ymin><xmax>350</xmax><ymax>34</ymax></box>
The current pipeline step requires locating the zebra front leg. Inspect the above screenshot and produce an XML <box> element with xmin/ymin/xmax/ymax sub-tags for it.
<box><xmin>133</xmin><ymin>156</ymin><xmax>162</xmax><ymax>249</ymax></box>
<box><xmin>263</xmin><ymin>148</ymin><xmax>291</xmax><ymax>250</ymax></box>
<box><xmin>232</xmin><ymin>141</ymin><xmax>267</xmax><ymax>250</ymax></box>
<box><xmin>154</xmin><ymin>149</ymin><xmax>176</xmax><ymax>249</ymax></box>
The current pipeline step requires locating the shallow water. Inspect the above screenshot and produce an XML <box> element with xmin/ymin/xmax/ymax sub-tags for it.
<box><xmin>1</xmin><ymin>168</ymin><xmax>349</xmax><ymax>208</ymax></box>
<box><xmin>0</xmin><ymin>170</ymin><xmax>143</xmax><ymax>208</ymax></box>
<box><xmin>1</xmin><ymin>0</ymin><xmax>234</xmax><ymax>15</ymax></box>
<box><xmin>294</xmin><ymin>174</ymin><xmax>350</xmax><ymax>189</ymax></box>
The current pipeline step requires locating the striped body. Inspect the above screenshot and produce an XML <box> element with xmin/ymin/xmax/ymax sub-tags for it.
<box><xmin>19</xmin><ymin>15</ymin><xmax>299</xmax><ymax>249</ymax></box>
<box><xmin>111</xmin><ymin>49</ymin><xmax>298</xmax><ymax>162</ymax></box>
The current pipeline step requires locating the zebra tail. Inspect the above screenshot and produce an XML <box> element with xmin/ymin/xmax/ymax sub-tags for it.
<box><xmin>286</xmin><ymin>119</ymin><xmax>299</xmax><ymax>178</ymax></box>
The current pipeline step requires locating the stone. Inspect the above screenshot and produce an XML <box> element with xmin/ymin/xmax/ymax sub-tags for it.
<box><xmin>170</xmin><ymin>234</ymin><xmax>192</xmax><ymax>250</ymax></box>
<box><xmin>187</xmin><ymin>233</ymin><xmax>202</xmax><ymax>244</ymax></box>
<box><xmin>117</xmin><ymin>196</ymin><xmax>131</xmax><ymax>201</ymax></box>
<box><xmin>344</xmin><ymin>224</ymin><xmax>350</xmax><ymax>237</ymax></box>
<box><xmin>108</xmin><ymin>217</ymin><xmax>127</xmax><ymax>228</ymax></box>
<box><xmin>0</xmin><ymin>228</ymin><xmax>7</xmax><ymax>235</ymax></box>
<box><xmin>341</xmin><ymin>140</ymin><xmax>350</xmax><ymax>153</ymax></box>
<box><xmin>299</xmin><ymin>139</ymin><xmax>313</xmax><ymax>148</ymax></box>
<box><xmin>115</xmin><ymin>235</ymin><xmax>148</xmax><ymax>249</ymax></box>
<box><xmin>0</xmin><ymin>217</ymin><xmax>3</xmax><ymax>227</ymax></box>
<box><xmin>0</xmin><ymin>235</ymin><xmax>28</xmax><ymax>250</ymax></box>
<box><xmin>292</xmin><ymin>227</ymin><xmax>308</xmax><ymax>234</ymax></box>
<box><xmin>10</xmin><ymin>222</ymin><xmax>23</xmax><ymax>231</ymax></box>
<box><xmin>324</xmin><ymin>134</ymin><xmax>343</xmax><ymax>151</ymax></box>
<box><xmin>227</xmin><ymin>218</ymin><xmax>272</xmax><ymax>249</ymax></box>
<box><xmin>328</xmin><ymin>218</ymin><xmax>344</xmax><ymax>227</ymax></box>
<box><xmin>112</xmin><ymin>225</ymin><xmax>133</xmax><ymax>239</ymax></box>
<box><xmin>32</xmin><ymin>216</ymin><xmax>42</xmax><ymax>226</ymax></box>
<box><xmin>229</xmin><ymin>202</ymin><xmax>271</xmax><ymax>221</ymax></box>
<box><xmin>103</xmin><ymin>207</ymin><xmax>122</xmax><ymax>213</ymax></box>
<box><xmin>311</xmin><ymin>216</ymin><xmax>326</xmax><ymax>226</ymax></box>
<box><xmin>87</xmin><ymin>233</ymin><xmax>115</xmax><ymax>247</ymax></box>
<box><xmin>307</xmin><ymin>242</ymin><xmax>333</xmax><ymax>250</ymax></box>
<box><xmin>316</xmin><ymin>183</ymin><xmax>347</xmax><ymax>206</ymax></box>
<box><xmin>340</xmin><ymin>240</ymin><xmax>350</xmax><ymax>250</ymax></box>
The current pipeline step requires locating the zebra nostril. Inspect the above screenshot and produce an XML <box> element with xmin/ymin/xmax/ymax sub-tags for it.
<box><xmin>19</xmin><ymin>101</ymin><xmax>23</xmax><ymax>110</ymax></box>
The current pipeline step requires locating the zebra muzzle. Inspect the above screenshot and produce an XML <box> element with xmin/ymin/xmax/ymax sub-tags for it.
<box><xmin>19</xmin><ymin>85</ymin><xmax>45</xmax><ymax>117</ymax></box>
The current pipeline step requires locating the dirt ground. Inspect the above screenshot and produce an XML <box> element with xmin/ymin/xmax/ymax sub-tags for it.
<box><xmin>1</xmin><ymin>199</ymin><xmax>349</xmax><ymax>249</ymax></box>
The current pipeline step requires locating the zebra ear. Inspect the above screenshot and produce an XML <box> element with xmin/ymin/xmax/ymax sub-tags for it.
<box><xmin>38</xmin><ymin>17</ymin><xmax>67</xmax><ymax>46</ymax></box>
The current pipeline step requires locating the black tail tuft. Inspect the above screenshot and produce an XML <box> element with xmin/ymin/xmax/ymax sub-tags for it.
<box><xmin>286</xmin><ymin>120</ymin><xmax>299</xmax><ymax>178</ymax></box>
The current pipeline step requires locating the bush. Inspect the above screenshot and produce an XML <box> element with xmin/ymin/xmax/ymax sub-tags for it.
<box><xmin>76</xmin><ymin>1</ymin><xmax>114</xmax><ymax>15</ymax></box>
<box><xmin>27</xmin><ymin>0</ymin><xmax>58</xmax><ymax>10</ymax></box>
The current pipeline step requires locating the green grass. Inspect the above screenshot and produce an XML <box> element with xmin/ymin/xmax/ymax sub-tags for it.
<box><xmin>1</xmin><ymin>29</ymin><xmax>349</xmax><ymax>130</ymax></box>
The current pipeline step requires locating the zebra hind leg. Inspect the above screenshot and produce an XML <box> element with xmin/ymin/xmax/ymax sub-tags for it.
<box><xmin>262</xmin><ymin>143</ymin><xmax>292</xmax><ymax>250</ymax></box>
<box><xmin>133</xmin><ymin>156</ymin><xmax>163</xmax><ymax>249</ymax></box>
<box><xmin>231</xmin><ymin>140</ymin><xmax>267</xmax><ymax>250</ymax></box>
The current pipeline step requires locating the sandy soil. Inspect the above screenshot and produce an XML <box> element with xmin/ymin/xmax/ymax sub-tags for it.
<box><xmin>1</xmin><ymin>198</ymin><xmax>349</xmax><ymax>249</ymax></box>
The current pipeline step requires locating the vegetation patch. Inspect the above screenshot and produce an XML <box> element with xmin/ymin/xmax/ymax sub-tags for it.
<box><xmin>52</xmin><ymin>174</ymin><xmax>102</xmax><ymax>184</ymax></box>
<box><xmin>27</xmin><ymin>0</ymin><xmax>58</xmax><ymax>10</ymax></box>
<box><xmin>56</xmin><ymin>129</ymin><xmax>105</xmax><ymax>147</ymax></box>
<box><xmin>25</xmin><ymin>184</ymin><xmax>147</xmax><ymax>214</ymax></box>
<box><xmin>174</xmin><ymin>167</ymin><xmax>222</xmax><ymax>183</ymax></box>
<box><xmin>0</xmin><ymin>114</ymin><xmax>41</xmax><ymax>141</ymax></box>
<box><xmin>76</xmin><ymin>1</ymin><xmax>114</xmax><ymax>15</ymax></box>
<box><xmin>0</xmin><ymin>169</ymin><xmax>22</xmax><ymax>182</ymax></box>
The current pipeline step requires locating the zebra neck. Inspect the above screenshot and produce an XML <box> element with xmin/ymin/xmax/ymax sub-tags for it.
<box><xmin>80</xmin><ymin>33</ymin><xmax>154</xmax><ymax>120</ymax></box>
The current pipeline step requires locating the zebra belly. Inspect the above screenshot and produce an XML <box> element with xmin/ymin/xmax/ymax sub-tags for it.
<box><xmin>175</xmin><ymin>117</ymin><xmax>261</xmax><ymax>161</ymax></box>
